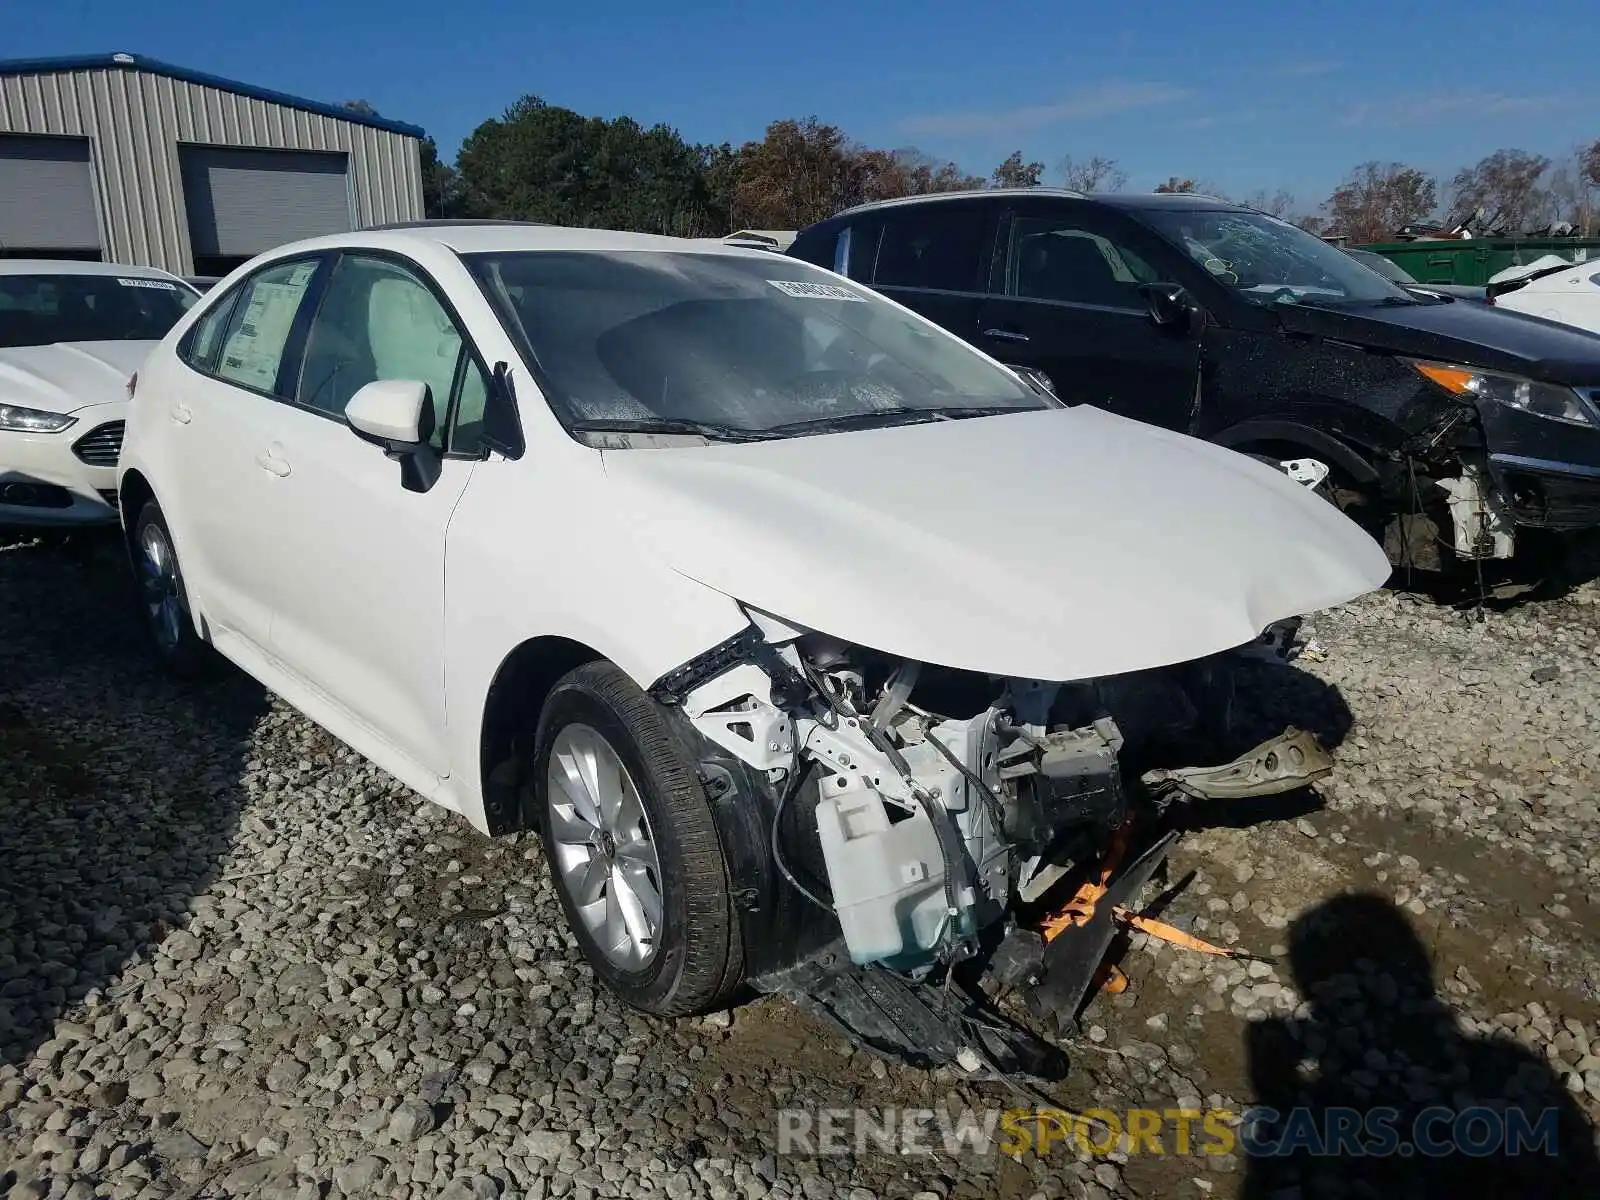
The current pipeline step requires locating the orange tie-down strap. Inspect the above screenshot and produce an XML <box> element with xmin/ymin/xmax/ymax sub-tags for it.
<box><xmin>1037</xmin><ymin>821</ymin><xmax>1134</xmax><ymax>938</ymax></box>
<box><xmin>1113</xmin><ymin>909</ymin><xmax>1275</xmax><ymax>963</ymax></box>
<box><xmin>1038</xmin><ymin>823</ymin><xmax>1275</xmax><ymax>964</ymax></box>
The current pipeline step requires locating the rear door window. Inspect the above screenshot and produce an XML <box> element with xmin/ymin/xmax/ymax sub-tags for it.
<box><xmin>874</xmin><ymin>206</ymin><xmax>988</xmax><ymax>292</ymax></box>
<box><xmin>211</xmin><ymin>258</ymin><xmax>323</xmax><ymax>396</ymax></box>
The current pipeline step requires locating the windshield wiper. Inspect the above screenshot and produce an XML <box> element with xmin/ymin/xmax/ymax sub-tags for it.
<box><xmin>568</xmin><ymin>417</ymin><xmax>767</xmax><ymax>443</ymax></box>
<box><xmin>761</xmin><ymin>405</ymin><xmax>1040</xmax><ymax>438</ymax></box>
<box><xmin>1286</xmin><ymin>293</ymin><xmax>1418</xmax><ymax>311</ymax></box>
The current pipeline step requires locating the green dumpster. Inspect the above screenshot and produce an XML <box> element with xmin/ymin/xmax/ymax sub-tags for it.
<box><xmin>1355</xmin><ymin>238</ymin><xmax>1600</xmax><ymax>286</ymax></box>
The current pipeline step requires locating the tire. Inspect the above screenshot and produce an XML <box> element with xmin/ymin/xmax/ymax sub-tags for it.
<box><xmin>130</xmin><ymin>500</ymin><xmax>210</xmax><ymax>678</ymax></box>
<box><xmin>529</xmin><ymin>661</ymin><xmax>744</xmax><ymax>1016</ymax></box>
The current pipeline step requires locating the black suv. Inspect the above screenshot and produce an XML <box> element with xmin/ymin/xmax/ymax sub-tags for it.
<box><xmin>789</xmin><ymin>190</ymin><xmax>1600</xmax><ymax>567</ymax></box>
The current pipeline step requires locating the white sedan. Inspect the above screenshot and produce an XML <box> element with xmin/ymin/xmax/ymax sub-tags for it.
<box><xmin>116</xmin><ymin>223</ymin><xmax>1388</xmax><ymax>1067</ymax></box>
<box><xmin>1</xmin><ymin>260</ymin><xmax>199</xmax><ymax>529</ymax></box>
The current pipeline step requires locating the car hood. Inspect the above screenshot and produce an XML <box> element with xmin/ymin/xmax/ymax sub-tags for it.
<box><xmin>1276</xmin><ymin>298</ymin><xmax>1600</xmax><ymax>385</ymax></box>
<box><xmin>0</xmin><ymin>341</ymin><xmax>153</xmax><ymax>415</ymax></box>
<box><xmin>600</xmin><ymin>407</ymin><xmax>1391</xmax><ymax>682</ymax></box>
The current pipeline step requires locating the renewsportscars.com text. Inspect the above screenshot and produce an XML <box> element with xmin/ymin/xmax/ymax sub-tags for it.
<box><xmin>777</xmin><ymin>1105</ymin><xmax>1563</xmax><ymax>1159</ymax></box>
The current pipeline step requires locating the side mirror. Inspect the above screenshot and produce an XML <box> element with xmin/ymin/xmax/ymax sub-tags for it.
<box><xmin>1139</xmin><ymin>282</ymin><xmax>1199</xmax><ymax>332</ymax></box>
<box><xmin>345</xmin><ymin>379</ymin><xmax>441</xmax><ymax>494</ymax></box>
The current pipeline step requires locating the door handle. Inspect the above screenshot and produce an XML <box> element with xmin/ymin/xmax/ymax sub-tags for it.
<box><xmin>983</xmin><ymin>328</ymin><xmax>1030</xmax><ymax>343</ymax></box>
<box><xmin>170</xmin><ymin>403</ymin><xmax>192</xmax><ymax>424</ymax></box>
<box><xmin>256</xmin><ymin>447</ymin><xmax>291</xmax><ymax>478</ymax></box>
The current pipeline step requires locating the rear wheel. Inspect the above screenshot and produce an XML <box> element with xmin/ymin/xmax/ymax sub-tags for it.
<box><xmin>131</xmin><ymin>501</ymin><xmax>210</xmax><ymax>677</ymax></box>
<box><xmin>529</xmin><ymin>661</ymin><xmax>744</xmax><ymax>1015</ymax></box>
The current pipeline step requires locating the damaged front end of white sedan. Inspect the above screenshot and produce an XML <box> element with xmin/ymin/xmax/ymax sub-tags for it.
<box><xmin>643</xmin><ymin>606</ymin><xmax>1348</xmax><ymax>1079</ymax></box>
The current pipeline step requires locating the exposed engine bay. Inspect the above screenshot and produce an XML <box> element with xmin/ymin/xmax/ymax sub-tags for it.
<box><xmin>653</xmin><ymin>614</ymin><xmax>1334</xmax><ymax>1079</ymax></box>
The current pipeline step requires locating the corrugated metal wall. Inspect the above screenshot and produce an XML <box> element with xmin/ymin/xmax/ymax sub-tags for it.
<box><xmin>0</xmin><ymin>66</ymin><xmax>423</xmax><ymax>274</ymax></box>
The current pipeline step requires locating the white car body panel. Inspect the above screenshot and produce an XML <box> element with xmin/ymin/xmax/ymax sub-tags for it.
<box><xmin>0</xmin><ymin>343</ymin><xmax>149</xmax><ymax>525</ymax></box>
<box><xmin>119</xmin><ymin>226</ymin><xmax>1388</xmax><ymax>836</ymax></box>
<box><xmin>601</xmin><ymin>405</ymin><xmax>1391</xmax><ymax>681</ymax></box>
<box><xmin>257</xmin><ymin>406</ymin><xmax>476</xmax><ymax>780</ymax></box>
<box><xmin>0</xmin><ymin>340</ymin><xmax>152</xmax><ymax>416</ymax></box>
<box><xmin>440</xmin><ymin>435</ymin><xmax>755</xmax><ymax>819</ymax></box>
<box><xmin>1493</xmin><ymin>261</ymin><xmax>1600</xmax><ymax>337</ymax></box>
<box><xmin>157</xmin><ymin>370</ymin><xmax>287</xmax><ymax>648</ymax></box>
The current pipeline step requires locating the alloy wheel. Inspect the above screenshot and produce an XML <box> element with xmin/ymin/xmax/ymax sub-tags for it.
<box><xmin>137</xmin><ymin>522</ymin><xmax>183</xmax><ymax>652</ymax></box>
<box><xmin>545</xmin><ymin>723</ymin><xmax>665</xmax><ymax>969</ymax></box>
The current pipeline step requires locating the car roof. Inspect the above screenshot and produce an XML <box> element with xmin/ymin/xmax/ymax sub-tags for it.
<box><xmin>0</xmin><ymin>258</ymin><xmax>189</xmax><ymax>281</ymax></box>
<box><xmin>829</xmin><ymin>188</ymin><xmax>1241</xmax><ymax>220</ymax></box>
<box><xmin>313</xmin><ymin>222</ymin><xmax>776</xmax><ymax>259</ymax></box>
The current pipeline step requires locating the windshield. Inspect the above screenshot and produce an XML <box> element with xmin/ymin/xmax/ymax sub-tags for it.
<box><xmin>464</xmin><ymin>251</ymin><xmax>1043</xmax><ymax>439</ymax></box>
<box><xmin>0</xmin><ymin>272</ymin><xmax>199</xmax><ymax>349</ymax></box>
<box><xmin>1139</xmin><ymin>210</ymin><xmax>1416</xmax><ymax>307</ymax></box>
<box><xmin>1347</xmin><ymin>249</ymin><xmax>1416</xmax><ymax>284</ymax></box>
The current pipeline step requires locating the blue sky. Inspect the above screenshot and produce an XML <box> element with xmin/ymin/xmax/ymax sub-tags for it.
<box><xmin>9</xmin><ymin>0</ymin><xmax>1599</xmax><ymax>214</ymax></box>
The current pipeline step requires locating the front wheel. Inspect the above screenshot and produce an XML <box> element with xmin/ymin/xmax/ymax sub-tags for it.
<box><xmin>529</xmin><ymin>661</ymin><xmax>744</xmax><ymax>1016</ymax></box>
<box><xmin>131</xmin><ymin>501</ymin><xmax>210</xmax><ymax>677</ymax></box>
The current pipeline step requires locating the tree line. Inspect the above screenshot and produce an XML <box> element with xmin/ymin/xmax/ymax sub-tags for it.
<box><xmin>384</xmin><ymin>96</ymin><xmax>1600</xmax><ymax>244</ymax></box>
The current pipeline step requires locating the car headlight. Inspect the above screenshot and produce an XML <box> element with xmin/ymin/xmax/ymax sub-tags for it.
<box><xmin>1408</xmin><ymin>360</ymin><xmax>1596</xmax><ymax>426</ymax></box>
<box><xmin>0</xmin><ymin>403</ymin><xmax>77</xmax><ymax>433</ymax></box>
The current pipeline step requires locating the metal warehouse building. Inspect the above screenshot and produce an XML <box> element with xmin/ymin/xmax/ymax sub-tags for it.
<box><xmin>0</xmin><ymin>52</ymin><xmax>425</xmax><ymax>277</ymax></box>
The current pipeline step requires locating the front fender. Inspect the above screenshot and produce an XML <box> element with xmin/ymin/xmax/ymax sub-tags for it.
<box><xmin>441</xmin><ymin>452</ymin><xmax>753</xmax><ymax>833</ymax></box>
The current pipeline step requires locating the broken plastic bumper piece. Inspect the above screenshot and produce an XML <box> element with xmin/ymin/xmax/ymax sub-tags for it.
<box><xmin>1140</xmin><ymin>726</ymin><xmax>1332</xmax><ymax>801</ymax></box>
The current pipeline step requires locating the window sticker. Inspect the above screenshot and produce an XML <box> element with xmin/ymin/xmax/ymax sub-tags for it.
<box><xmin>218</xmin><ymin>265</ymin><xmax>318</xmax><ymax>390</ymax></box>
<box><xmin>768</xmin><ymin>279</ymin><xmax>868</xmax><ymax>301</ymax></box>
<box><xmin>117</xmin><ymin>277</ymin><xmax>180</xmax><ymax>290</ymax></box>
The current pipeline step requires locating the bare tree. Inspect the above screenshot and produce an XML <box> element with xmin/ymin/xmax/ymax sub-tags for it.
<box><xmin>1323</xmin><ymin>162</ymin><xmax>1437</xmax><ymax>243</ymax></box>
<box><xmin>1446</xmin><ymin>149</ymin><xmax>1551</xmax><ymax>234</ymax></box>
<box><xmin>1544</xmin><ymin>143</ymin><xmax>1600</xmax><ymax>235</ymax></box>
<box><xmin>992</xmin><ymin>151</ymin><xmax>1044</xmax><ymax>188</ymax></box>
<box><xmin>1237</xmin><ymin>187</ymin><xmax>1297</xmax><ymax>218</ymax></box>
<box><xmin>1154</xmin><ymin>176</ymin><xmax>1198</xmax><ymax>193</ymax></box>
<box><xmin>1059</xmin><ymin>155</ymin><xmax>1128</xmax><ymax>193</ymax></box>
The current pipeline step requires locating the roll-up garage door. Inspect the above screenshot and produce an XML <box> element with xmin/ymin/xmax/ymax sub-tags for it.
<box><xmin>181</xmin><ymin>146</ymin><xmax>352</xmax><ymax>260</ymax></box>
<box><xmin>0</xmin><ymin>135</ymin><xmax>101</xmax><ymax>255</ymax></box>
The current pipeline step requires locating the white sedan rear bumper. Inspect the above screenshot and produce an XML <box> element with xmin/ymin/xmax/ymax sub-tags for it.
<box><xmin>0</xmin><ymin>401</ymin><xmax>125</xmax><ymax>528</ymax></box>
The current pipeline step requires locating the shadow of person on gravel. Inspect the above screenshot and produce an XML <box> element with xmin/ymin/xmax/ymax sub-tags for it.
<box><xmin>1240</xmin><ymin>893</ymin><xmax>1600</xmax><ymax>1200</ymax></box>
<box><xmin>0</xmin><ymin>534</ymin><xmax>267</xmax><ymax>1070</ymax></box>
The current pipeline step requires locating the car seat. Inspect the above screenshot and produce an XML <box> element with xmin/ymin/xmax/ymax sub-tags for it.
<box><xmin>366</xmin><ymin>277</ymin><xmax>460</xmax><ymax>442</ymax></box>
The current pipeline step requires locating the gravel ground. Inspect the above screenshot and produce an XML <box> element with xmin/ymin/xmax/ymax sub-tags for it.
<box><xmin>3</xmin><ymin>533</ymin><xmax>1600</xmax><ymax>1200</ymax></box>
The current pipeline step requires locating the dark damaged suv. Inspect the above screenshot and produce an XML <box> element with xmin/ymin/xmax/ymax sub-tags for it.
<box><xmin>789</xmin><ymin>190</ymin><xmax>1600</xmax><ymax>567</ymax></box>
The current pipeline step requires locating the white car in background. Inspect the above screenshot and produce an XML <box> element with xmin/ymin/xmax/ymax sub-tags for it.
<box><xmin>0</xmin><ymin>260</ymin><xmax>199</xmax><ymax>530</ymax></box>
<box><xmin>1489</xmin><ymin>255</ymin><xmax>1600</xmax><ymax>337</ymax></box>
<box><xmin>116</xmin><ymin>224</ymin><xmax>1387</xmax><ymax>1068</ymax></box>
